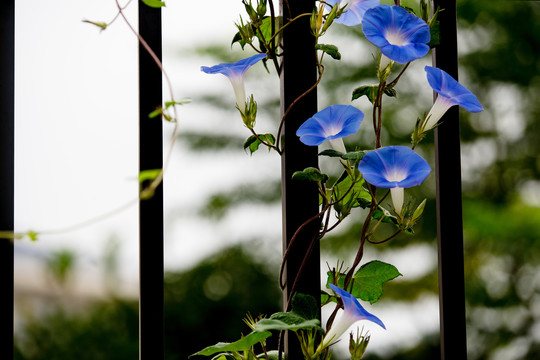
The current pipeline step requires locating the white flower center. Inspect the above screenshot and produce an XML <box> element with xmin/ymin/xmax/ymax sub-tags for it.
<box><xmin>385</xmin><ymin>168</ymin><xmax>407</xmax><ymax>183</ymax></box>
<box><xmin>385</xmin><ymin>30</ymin><xmax>407</xmax><ymax>46</ymax></box>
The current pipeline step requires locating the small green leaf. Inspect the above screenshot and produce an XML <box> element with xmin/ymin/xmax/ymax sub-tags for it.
<box><xmin>428</xmin><ymin>21</ymin><xmax>440</xmax><ymax>48</ymax></box>
<box><xmin>139</xmin><ymin>169</ymin><xmax>162</xmax><ymax>183</ymax></box>
<box><xmin>352</xmin><ymin>85</ymin><xmax>397</xmax><ymax>103</ymax></box>
<box><xmin>352</xmin><ymin>261</ymin><xmax>402</xmax><ymax>304</ymax></box>
<box><xmin>27</xmin><ymin>231</ymin><xmax>39</xmax><ymax>242</ymax></box>
<box><xmin>318</xmin><ymin>149</ymin><xmax>344</xmax><ymax>158</ymax></box>
<box><xmin>142</xmin><ymin>0</ymin><xmax>166</xmax><ymax>8</ymax></box>
<box><xmin>189</xmin><ymin>331</ymin><xmax>272</xmax><ymax>357</ymax></box>
<box><xmin>253</xmin><ymin>316</ymin><xmax>320</xmax><ymax>332</ymax></box>
<box><xmin>352</xmin><ymin>85</ymin><xmax>378</xmax><ymax>103</ymax></box>
<box><xmin>243</xmin><ymin>134</ymin><xmax>275</xmax><ymax>154</ymax></box>
<box><xmin>292</xmin><ymin>167</ymin><xmax>328</xmax><ymax>183</ymax></box>
<box><xmin>334</xmin><ymin>175</ymin><xmax>371</xmax><ymax>209</ymax></box>
<box><xmin>165</xmin><ymin>98</ymin><xmax>191</xmax><ymax>108</ymax></box>
<box><xmin>315</xmin><ymin>44</ymin><xmax>341</xmax><ymax>60</ymax></box>
<box><xmin>148</xmin><ymin>107</ymin><xmax>163</xmax><ymax>119</ymax></box>
<box><xmin>82</xmin><ymin>20</ymin><xmax>107</xmax><ymax>31</ymax></box>
<box><xmin>341</xmin><ymin>150</ymin><xmax>368</xmax><ymax>161</ymax></box>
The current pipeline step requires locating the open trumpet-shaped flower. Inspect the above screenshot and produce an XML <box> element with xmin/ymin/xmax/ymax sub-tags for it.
<box><xmin>321</xmin><ymin>284</ymin><xmax>385</xmax><ymax>349</ymax></box>
<box><xmin>201</xmin><ymin>53</ymin><xmax>267</xmax><ymax>114</ymax></box>
<box><xmin>362</xmin><ymin>5</ymin><xmax>430</xmax><ymax>66</ymax></box>
<box><xmin>325</xmin><ymin>0</ymin><xmax>380</xmax><ymax>26</ymax></box>
<box><xmin>358</xmin><ymin>146</ymin><xmax>431</xmax><ymax>214</ymax></box>
<box><xmin>296</xmin><ymin>105</ymin><xmax>364</xmax><ymax>153</ymax></box>
<box><xmin>423</xmin><ymin>65</ymin><xmax>483</xmax><ymax>131</ymax></box>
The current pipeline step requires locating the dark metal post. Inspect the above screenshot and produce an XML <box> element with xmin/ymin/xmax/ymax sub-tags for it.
<box><xmin>431</xmin><ymin>0</ymin><xmax>468</xmax><ymax>358</ymax></box>
<box><xmin>0</xmin><ymin>0</ymin><xmax>15</xmax><ymax>358</ymax></box>
<box><xmin>279</xmin><ymin>1</ymin><xmax>320</xmax><ymax>358</ymax></box>
<box><xmin>138</xmin><ymin>2</ymin><xmax>164</xmax><ymax>359</ymax></box>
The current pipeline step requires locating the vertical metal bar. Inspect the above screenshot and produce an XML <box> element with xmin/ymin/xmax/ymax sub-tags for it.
<box><xmin>279</xmin><ymin>1</ymin><xmax>320</xmax><ymax>358</ymax></box>
<box><xmin>431</xmin><ymin>0</ymin><xmax>468</xmax><ymax>359</ymax></box>
<box><xmin>138</xmin><ymin>2</ymin><xmax>164</xmax><ymax>359</ymax></box>
<box><xmin>0</xmin><ymin>0</ymin><xmax>15</xmax><ymax>358</ymax></box>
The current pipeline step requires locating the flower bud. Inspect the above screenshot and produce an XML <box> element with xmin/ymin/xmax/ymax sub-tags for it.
<box><xmin>243</xmin><ymin>0</ymin><xmax>258</xmax><ymax>23</ymax></box>
<box><xmin>349</xmin><ymin>329</ymin><xmax>370</xmax><ymax>360</ymax></box>
<box><xmin>322</xmin><ymin>3</ymin><xmax>339</xmax><ymax>34</ymax></box>
<box><xmin>256</xmin><ymin>0</ymin><xmax>267</xmax><ymax>17</ymax></box>
<box><xmin>240</xmin><ymin>94</ymin><xmax>258</xmax><ymax>129</ymax></box>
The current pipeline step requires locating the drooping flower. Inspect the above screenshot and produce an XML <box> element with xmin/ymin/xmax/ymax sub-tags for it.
<box><xmin>423</xmin><ymin>65</ymin><xmax>483</xmax><ymax>131</ymax></box>
<box><xmin>201</xmin><ymin>53</ymin><xmax>267</xmax><ymax>114</ymax></box>
<box><xmin>321</xmin><ymin>284</ymin><xmax>385</xmax><ymax>349</ymax></box>
<box><xmin>325</xmin><ymin>0</ymin><xmax>380</xmax><ymax>26</ymax></box>
<box><xmin>296</xmin><ymin>105</ymin><xmax>364</xmax><ymax>153</ymax></box>
<box><xmin>358</xmin><ymin>146</ymin><xmax>431</xmax><ymax>214</ymax></box>
<box><xmin>362</xmin><ymin>5</ymin><xmax>430</xmax><ymax>67</ymax></box>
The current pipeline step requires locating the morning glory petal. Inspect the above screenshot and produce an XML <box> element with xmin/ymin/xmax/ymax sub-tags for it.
<box><xmin>296</xmin><ymin>105</ymin><xmax>364</xmax><ymax>146</ymax></box>
<box><xmin>326</xmin><ymin>0</ymin><xmax>380</xmax><ymax>26</ymax></box>
<box><xmin>423</xmin><ymin>66</ymin><xmax>483</xmax><ymax>130</ymax></box>
<box><xmin>201</xmin><ymin>53</ymin><xmax>267</xmax><ymax>79</ymax></box>
<box><xmin>362</xmin><ymin>5</ymin><xmax>430</xmax><ymax>63</ymax></box>
<box><xmin>321</xmin><ymin>284</ymin><xmax>385</xmax><ymax>348</ymax></box>
<box><xmin>201</xmin><ymin>54</ymin><xmax>267</xmax><ymax>112</ymax></box>
<box><xmin>425</xmin><ymin>66</ymin><xmax>483</xmax><ymax>113</ymax></box>
<box><xmin>358</xmin><ymin>146</ymin><xmax>431</xmax><ymax>189</ymax></box>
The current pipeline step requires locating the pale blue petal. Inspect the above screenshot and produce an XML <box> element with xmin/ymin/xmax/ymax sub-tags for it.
<box><xmin>425</xmin><ymin>66</ymin><xmax>483</xmax><ymax>113</ymax></box>
<box><xmin>326</xmin><ymin>0</ymin><xmax>380</xmax><ymax>26</ymax></box>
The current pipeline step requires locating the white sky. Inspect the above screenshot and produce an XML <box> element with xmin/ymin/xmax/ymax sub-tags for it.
<box><xmin>13</xmin><ymin>0</ymin><xmax>440</xmax><ymax>354</ymax></box>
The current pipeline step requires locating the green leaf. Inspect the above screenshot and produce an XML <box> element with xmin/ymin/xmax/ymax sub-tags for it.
<box><xmin>352</xmin><ymin>85</ymin><xmax>378</xmax><ymax>103</ymax></box>
<box><xmin>342</xmin><ymin>150</ymin><xmax>368</xmax><ymax>161</ymax></box>
<box><xmin>253</xmin><ymin>293</ymin><xmax>321</xmax><ymax>333</ymax></box>
<box><xmin>334</xmin><ymin>175</ymin><xmax>371</xmax><ymax>209</ymax></box>
<box><xmin>373</xmin><ymin>206</ymin><xmax>414</xmax><ymax>235</ymax></box>
<box><xmin>315</xmin><ymin>44</ymin><xmax>341</xmax><ymax>60</ymax></box>
<box><xmin>189</xmin><ymin>331</ymin><xmax>272</xmax><ymax>357</ymax></box>
<box><xmin>243</xmin><ymin>133</ymin><xmax>275</xmax><ymax>154</ymax></box>
<box><xmin>291</xmin><ymin>292</ymin><xmax>319</xmax><ymax>321</ymax></box>
<box><xmin>318</xmin><ymin>149</ymin><xmax>344</xmax><ymax>158</ymax></box>
<box><xmin>139</xmin><ymin>169</ymin><xmax>162</xmax><ymax>184</ymax></box>
<box><xmin>352</xmin><ymin>261</ymin><xmax>402</xmax><ymax>304</ymax></box>
<box><xmin>292</xmin><ymin>167</ymin><xmax>328</xmax><ymax>183</ymax></box>
<box><xmin>253</xmin><ymin>316</ymin><xmax>320</xmax><ymax>332</ymax></box>
<box><xmin>142</xmin><ymin>0</ymin><xmax>166</xmax><ymax>8</ymax></box>
<box><xmin>428</xmin><ymin>21</ymin><xmax>440</xmax><ymax>48</ymax></box>
<box><xmin>165</xmin><ymin>98</ymin><xmax>191</xmax><ymax>108</ymax></box>
<box><xmin>352</xmin><ymin>85</ymin><xmax>398</xmax><ymax>103</ymax></box>
<box><xmin>82</xmin><ymin>20</ymin><xmax>107</xmax><ymax>31</ymax></box>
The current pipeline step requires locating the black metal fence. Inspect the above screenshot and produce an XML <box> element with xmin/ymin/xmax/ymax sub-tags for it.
<box><xmin>3</xmin><ymin>0</ymin><xmax>466</xmax><ymax>359</ymax></box>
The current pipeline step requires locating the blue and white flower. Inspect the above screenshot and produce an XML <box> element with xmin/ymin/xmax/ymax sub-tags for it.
<box><xmin>201</xmin><ymin>53</ymin><xmax>267</xmax><ymax>114</ymax></box>
<box><xmin>321</xmin><ymin>284</ymin><xmax>385</xmax><ymax>348</ymax></box>
<box><xmin>296</xmin><ymin>105</ymin><xmax>364</xmax><ymax>154</ymax></box>
<box><xmin>358</xmin><ymin>146</ymin><xmax>431</xmax><ymax>214</ymax></box>
<box><xmin>423</xmin><ymin>65</ymin><xmax>483</xmax><ymax>131</ymax></box>
<box><xmin>362</xmin><ymin>5</ymin><xmax>430</xmax><ymax>69</ymax></box>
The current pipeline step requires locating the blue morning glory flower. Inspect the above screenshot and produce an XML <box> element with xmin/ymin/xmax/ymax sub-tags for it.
<box><xmin>321</xmin><ymin>284</ymin><xmax>385</xmax><ymax>348</ymax></box>
<box><xmin>325</xmin><ymin>0</ymin><xmax>380</xmax><ymax>26</ymax></box>
<box><xmin>296</xmin><ymin>105</ymin><xmax>364</xmax><ymax>153</ymax></box>
<box><xmin>201</xmin><ymin>53</ymin><xmax>267</xmax><ymax>114</ymax></box>
<box><xmin>423</xmin><ymin>65</ymin><xmax>484</xmax><ymax>131</ymax></box>
<box><xmin>358</xmin><ymin>146</ymin><xmax>431</xmax><ymax>214</ymax></box>
<box><xmin>362</xmin><ymin>5</ymin><xmax>430</xmax><ymax>65</ymax></box>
